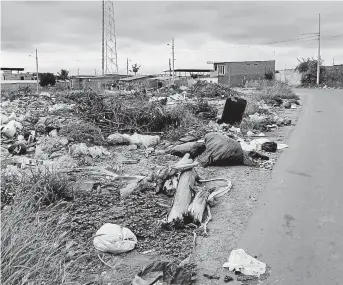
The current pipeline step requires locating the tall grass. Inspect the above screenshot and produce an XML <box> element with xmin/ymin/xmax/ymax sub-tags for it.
<box><xmin>256</xmin><ymin>80</ymin><xmax>299</xmax><ymax>100</ymax></box>
<box><xmin>1</xmin><ymin>169</ymin><xmax>79</xmax><ymax>285</ymax></box>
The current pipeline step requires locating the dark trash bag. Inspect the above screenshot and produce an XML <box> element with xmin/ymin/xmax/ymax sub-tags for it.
<box><xmin>199</xmin><ymin>132</ymin><xmax>244</xmax><ymax>167</ymax></box>
<box><xmin>221</xmin><ymin>97</ymin><xmax>247</xmax><ymax>125</ymax></box>
<box><xmin>132</xmin><ymin>260</ymin><xmax>192</xmax><ymax>285</ymax></box>
<box><xmin>261</xmin><ymin>142</ymin><xmax>277</xmax><ymax>153</ymax></box>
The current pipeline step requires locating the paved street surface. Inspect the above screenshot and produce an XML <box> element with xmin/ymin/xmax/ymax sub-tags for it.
<box><xmin>238</xmin><ymin>88</ymin><xmax>343</xmax><ymax>284</ymax></box>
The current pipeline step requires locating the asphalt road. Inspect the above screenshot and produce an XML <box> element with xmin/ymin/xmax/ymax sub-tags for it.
<box><xmin>237</xmin><ymin>88</ymin><xmax>343</xmax><ymax>284</ymax></box>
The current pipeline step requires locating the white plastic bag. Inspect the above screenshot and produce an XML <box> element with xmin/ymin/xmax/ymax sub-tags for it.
<box><xmin>93</xmin><ymin>223</ymin><xmax>137</xmax><ymax>254</ymax></box>
<box><xmin>126</xmin><ymin>133</ymin><xmax>160</xmax><ymax>148</ymax></box>
<box><xmin>2</xmin><ymin>120</ymin><xmax>17</xmax><ymax>138</ymax></box>
<box><xmin>223</xmin><ymin>249</ymin><xmax>266</xmax><ymax>277</ymax></box>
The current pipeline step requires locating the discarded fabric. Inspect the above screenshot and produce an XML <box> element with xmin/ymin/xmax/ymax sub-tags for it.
<box><xmin>223</xmin><ymin>249</ymin><xmax>266</xmax><ymax>277</ymax></box>
<box><xmin>93</xmin><ymin>223</ymin><xmax>137</xmax><ymax>254</ymax></box>
<box><xmin>170</xmin><ymin>141</ymin><xmax>205</xmax><ymax>159</ymax></box>
<box><xmin>199</xmin><ymin>132</ymin><xmax>244</xmax><ymax>167</ymax></box>
<box><xmin>132</xmin><ymin>260</ymin><xmax>192</xmax><ymax>285</ymax></box>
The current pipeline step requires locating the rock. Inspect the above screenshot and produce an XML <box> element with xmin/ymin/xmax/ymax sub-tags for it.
<box><xmin>107</xmin><ymin>133</ymin><xmax>130</xmax><ymax>145</ymax></box>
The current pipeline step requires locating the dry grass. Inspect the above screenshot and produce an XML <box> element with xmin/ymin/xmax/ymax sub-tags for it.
<box><xmin>256</xmin><ymin>80</ymin><xmax>299</xmax><ymax>100</ymax></box>
<box><xmin>1</xmin><ymin>169</ymin><xmax>80</xmax><ymax>285</ymax></box>
<box><xmin>59</xmin><ymin>121</ymin><xmax>106</xmax><ymax>146</ymax></box>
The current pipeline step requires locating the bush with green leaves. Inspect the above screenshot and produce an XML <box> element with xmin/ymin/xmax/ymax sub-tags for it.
<box><xmin>40</xmin><ymin>72</ymin><xmax>56</xmax><ymax>87</ymax></box>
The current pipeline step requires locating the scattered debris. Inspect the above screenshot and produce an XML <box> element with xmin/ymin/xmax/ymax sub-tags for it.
<box><xmin>223</xmin><ymin>249</ymin><xmax>266</xmax><ymax>277</ymax></box>
<box><xmin>203</xmin><ymin>272</ymin><xmax>220</xmax><ymax>280</ymax></box>
<box><xmin>132</xmin><ymin>260</ymin><xmax>192</xmax><ymax>285</ymax></box>
<box><xmin>261</xmin><ymin>141</ymin><xmax>278</xmax><ymax>152</ymax></box>
<box><xmin>224</xmin><ymin>275</ymin><xmax>235</xmax><ymax>282</ymax></box>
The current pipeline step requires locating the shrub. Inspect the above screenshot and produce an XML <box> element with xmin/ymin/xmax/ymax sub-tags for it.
<box><xmin>264</xmin><ymin>70</ymin><xmax>274</xmax><ymax>80</ymax></box>
<box><xmin>40</xmin><ymin>73</ymin><xmax>56</xmax><ymax>87</ymax></box>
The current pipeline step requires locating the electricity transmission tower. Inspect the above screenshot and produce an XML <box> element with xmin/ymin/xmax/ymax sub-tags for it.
<box><xmin>102</xmin><ymin>0</ymin><xmax>118</xmax><ymax>75</ymax></box>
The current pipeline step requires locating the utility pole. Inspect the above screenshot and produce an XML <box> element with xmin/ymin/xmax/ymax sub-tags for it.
<box><xmin>172</xmin><ymin>38</ymin><xmax>175</xmax><ymax>84</ymax></box>
<box><xmin>127</xmin><ymin>58</ymin><xmax>129</xmax><ymax>76</ymax></box>
<box><xmin>169</xmin><ymin>58</ymin><xmax>172</xmax><ymax>76</ymax></box>
<box><xmin>35</xmin><ymin>49</ymin><xmax>39</xmax><ymax>95</ymax></box>
<box><xmin>316</xmin><ymin>13</ymin><xmax>321</xmax><ymax>86</ymax></box>
<box><xmin>101</xmin><ymin>0</ymin><xmax>105</xmax><ymax>76</ymax></box>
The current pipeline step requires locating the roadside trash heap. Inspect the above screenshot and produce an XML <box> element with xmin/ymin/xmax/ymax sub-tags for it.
<box><xmin>1</xmin><ymin>82</ymin><xmax>294</xmax><ymax>283</ymax></box>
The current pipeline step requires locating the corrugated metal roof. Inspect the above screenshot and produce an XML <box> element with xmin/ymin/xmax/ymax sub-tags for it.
<box><xmin>214</xmin><ymin>60</ymin><xmax>275</xmax><ymax>64</ymax></box>
<box><xmin>149</xmin><ymin>76</ymin><xmax>173</xmax><ymax>81</ymax></box>
<box><xmin>163</xmin><ymin>69</ymin><xmax>212</xmax><ymax>73</ymax></box>
<box><xmin>119</xmin><ymin>75</ymin><xmax>152</xmax><ymax>82</ymax></box>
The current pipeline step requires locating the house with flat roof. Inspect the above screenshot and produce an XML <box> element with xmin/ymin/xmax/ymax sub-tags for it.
<box><xmin>213</xmin><ymin>60</ymin><xmax>276</xmax><ymax>86</ymax></box>
<box><xmin>1</xmin><ymin>67</ymin><xmax>35</xmax><ymax>81</ymax></box>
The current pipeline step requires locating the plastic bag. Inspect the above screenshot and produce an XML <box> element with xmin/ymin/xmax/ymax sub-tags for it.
<box><xmin>125</xmin><ymin>133</ymin><xmax>160</xmax><ymax>148</ymax></box>
<box><xmin>93</xmin><ymin>223</ymin><xmax>137</xmax><ymax>254</ymax></box>
<box><xmin>223</xmin><ymin>249</ymin><xmax>266</xmax><ymax>277</ymax></box>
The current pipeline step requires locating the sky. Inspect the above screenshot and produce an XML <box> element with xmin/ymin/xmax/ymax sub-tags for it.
<box><xmin>1</xmin><ymin>1</ymin><xmax>343</xmax><ymax>76</ymax></box>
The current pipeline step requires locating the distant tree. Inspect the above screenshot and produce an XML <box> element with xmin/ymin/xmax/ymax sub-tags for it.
<box><xmin>57</xmin><ymin>69</ymin><xmax>69</xmax><ymax>80</ymax></box>
<box><xmin>295</xmin><ymin>57</ymin><xmax>325</xmax><ymax>85</ymax></box>
<box><xmin>39</xmin><ymin>73</ymin><xmax>56</xmax><ymax>87</ymax></box>
<box><xmin>131</xmin><ymin>63</ymin><xmax>141</xmax><ymax>75</ymax></box>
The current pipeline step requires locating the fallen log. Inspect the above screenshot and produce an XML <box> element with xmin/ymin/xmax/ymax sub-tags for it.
<box><xmin>187</xmin><ymin>188</ymin><xmax>210</xmax><ymax>224</ymax></box>
<box><xmin>167</xmin><ymin>168</ymin><xmax>198</xmax><ymax>223</ymax></box>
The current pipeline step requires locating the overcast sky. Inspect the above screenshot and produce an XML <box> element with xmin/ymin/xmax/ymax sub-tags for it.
<box><xmin>1</xmin><ymin>1</ymin><xmax>343</xmax><ymax>75</ymax></box>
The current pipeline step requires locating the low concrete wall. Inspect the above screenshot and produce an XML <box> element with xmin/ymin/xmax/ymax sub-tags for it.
<box><xmin>1</xmin><ymin>81</ymin><xmax>37</xmax><ymax>92</ymax></box>
<box><xmin>275</xmin><ymin>69</ymin><xmax>301</xmax><ymax>87</ymax></box>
